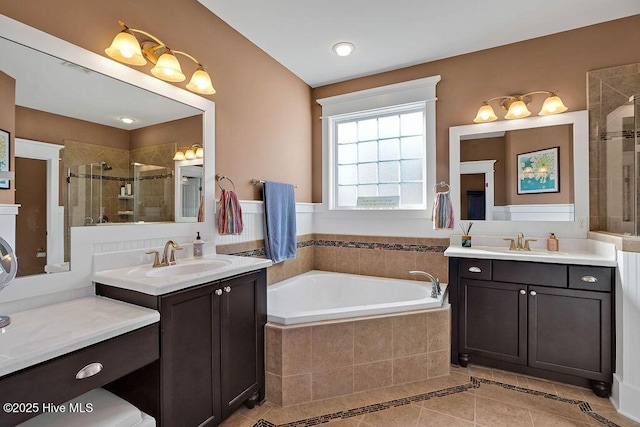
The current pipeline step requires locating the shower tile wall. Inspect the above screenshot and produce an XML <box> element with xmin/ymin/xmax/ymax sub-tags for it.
<box><xmin>588</xmin><ymin>63</ymin><xmax>640</xmax><ymax>233</ymax></box>
<box><xmin>216</xmin><ymin>234</ymin><xmax>449</xmax><ymax>285</ymax></box>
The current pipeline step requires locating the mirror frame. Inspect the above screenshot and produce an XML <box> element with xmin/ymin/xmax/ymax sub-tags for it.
<box><xmin>0</xmin><ymin>13</ymin><xmax>215</xmax><ymax>300</ymax></box>
<box><xmin>449</xmin><ymin>110</ymin><xmax>589</xmax><ymax>238</ymax></box>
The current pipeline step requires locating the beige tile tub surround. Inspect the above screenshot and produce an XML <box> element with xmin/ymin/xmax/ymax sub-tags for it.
<box><xmin>215</xmin><ymin>234</ymin><xmax>449</xmax><ymax>286</ymax></box>
<box><xmin>265</xmin><ymin>307</ymin><xmax>451</xmax><ymax>406</ymax></box>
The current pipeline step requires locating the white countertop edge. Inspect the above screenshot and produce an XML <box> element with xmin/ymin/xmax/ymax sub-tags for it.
<box><xmin>0</xmin><ymin>297</ymin><xmax>159</xmax><ymax>378</ymax></box>
<box><xmin>444</xmin><ymin>246</ymin><xmax>617</xmax><ymax>267</ymax></box>
<box><xmin>92</xmin><ymin>255</ymin><xmax>273</xmax><ymax>296</ymax></box>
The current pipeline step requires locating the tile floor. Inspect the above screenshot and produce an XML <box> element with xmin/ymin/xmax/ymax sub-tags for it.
<box><xmin>221</xmin><ymin>365</ymin><xmax>639</xmax><ymax>427</ymax></box>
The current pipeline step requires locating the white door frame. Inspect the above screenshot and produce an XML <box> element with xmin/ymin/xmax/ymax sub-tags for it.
<box><xmin>15</xmin><ymin>138</ymin><xmax>64</xmax><ymax>267</ymax></box>
<box><xmin>460</xmin><ymin>160</ymin><xmax>496</xmax><ymax>220</ymax></box>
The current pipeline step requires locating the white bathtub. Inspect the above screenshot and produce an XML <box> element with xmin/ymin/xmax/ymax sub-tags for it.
<box><xmin>267</xmin><ymin>270</ymin><xmax>448</xmax><ymax>325</ymax></box>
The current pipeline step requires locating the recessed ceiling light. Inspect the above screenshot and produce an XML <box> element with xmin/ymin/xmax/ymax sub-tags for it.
<box><xmin>119</xmin><ymin>117</ymin><xmax>136</xmax><ymax>124</ymax></box>
<box><xmin>332</xmin><ymin>42</ymin><xmax>355</xmax><ymax>57</ymax></box>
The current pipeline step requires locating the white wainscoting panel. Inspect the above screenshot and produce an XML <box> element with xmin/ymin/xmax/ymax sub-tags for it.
<box><xmin>612</xmin><ymin>250</ymin><xmax>640</xmax><ymax>422</ymax></box>
<box><xmin>215</xmin><ymin>201</ymin><xmax>315</xmax><ymax>245</ymax></box>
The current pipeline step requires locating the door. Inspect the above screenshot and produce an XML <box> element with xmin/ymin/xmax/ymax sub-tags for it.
<box><xmin>528</xmin><ymin>286</ymin><xmax>612</xmax><ymax>381</ymax></box>
<box><xmin>161</xmin><ymin>284</ymin><xmax>221</xmax><ymax>427</ymax></box>
<box><xmin>219</xmin><ymin>270</ymin><xmax>267</xmax><ymax>418</ymax></box>
<box><xmin>460</xmin><ymin>279</ymin><xmax>527</xmax><ymax>365</ymax></box>
<box><xmin>467</xmin><ymin>190</ymin><xmax>486</xmax><ymax>220</ymax></box>
<box><xmin>15</xmin><ymin>157</ymin><xmax>47</xmax><ymax>276</ymax></box>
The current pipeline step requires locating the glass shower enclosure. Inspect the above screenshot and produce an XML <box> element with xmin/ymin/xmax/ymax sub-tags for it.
<box><xmin>67</xmin><ymin>162</ymin><xmax>174</xmax><ymax>226</ymax></box>
<box><xmin>589</xmin><ymin>63</ymin><xmax>640</xmax><ymax>235</ymax></box>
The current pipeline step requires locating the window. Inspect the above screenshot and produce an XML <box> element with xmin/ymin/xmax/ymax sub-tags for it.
<box><xmin>333</xmin><ymin>103</ymin><xmax>426</xmax><ymax>209</ymax></box>
<box><xmin>318</xmin><ymin>76</ymin><xmax>440</xmax><ymax>211</ymax></box>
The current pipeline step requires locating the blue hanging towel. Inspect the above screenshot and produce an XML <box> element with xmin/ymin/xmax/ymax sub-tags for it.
<box><xmin>263</xmin><ymin>181</ymin><xmax>297</xmax><ymax>263</ymax></box>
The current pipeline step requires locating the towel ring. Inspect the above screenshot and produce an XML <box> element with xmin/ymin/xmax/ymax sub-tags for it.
<box><xmin>433</xmin><ymin>181</ymin><xmax>450</xmax><ymax>193</ymax></box>
<box><xmin>215</xmin><ymin>174</ymin><xmax>236</xmax><ymax>192</ymax></box>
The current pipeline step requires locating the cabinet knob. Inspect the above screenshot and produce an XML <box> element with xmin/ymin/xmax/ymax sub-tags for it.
<box><xmin>215</xmin><ymin>289</ymin><xmax>223</xmax><ymax>296</ymax></box>
<box><xmin>76</xmin><ymin>362</ymin><xmax>103</xmax><ymax>380</ymax></box>
<box><xmin>530</xmin><ymin>290</ymin><xmax>537</xmax><ymax>296</ymax></box>
<box><xmin>224</xmin><ymin>286</ymin><xmax>231</xmax><ymax>293</ymax></box>
<box><xmin>581</xmin><ymin>276</ymin><xmax>598</xmax><ymax>283</ymax></box>
<box><xmin>468</xmin><ymin>266</ymin><xmax>482</xmax><ymax>273</ymax></box>
<box><xmin>519</xmin><ymin>289</ymin><xmax>526</xmax><ymax>295</ymax></box>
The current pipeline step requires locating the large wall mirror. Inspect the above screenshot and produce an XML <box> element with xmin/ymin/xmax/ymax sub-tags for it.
<box><xmin>449</xmin><ymin>111</ymin><xmax>589</xmax><ymax>237</ymax></box>
<box><xmin>0</xmin><ymin>15</ymin><xmax>215</xmax><ymax>279</ymax></box>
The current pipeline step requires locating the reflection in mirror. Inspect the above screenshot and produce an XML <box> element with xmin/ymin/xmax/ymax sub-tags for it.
<box><xmin>449</xmin><ymin>111</ymin><xmax>589</xmax><ymax>232</ymax></box>
<box><xmin>1</xmin><ymin>35</ymin><xmax>203</xmax><ymax>277</ymax></box>
<box><xmin>459</xmin><ymin>125</ymin><xmax>574</xmax><ymax>221</ymax></box>
<box><xmin>175</xmin><ymin>159</ymin><xmax>204</xmax><ymax>222</ymax></box>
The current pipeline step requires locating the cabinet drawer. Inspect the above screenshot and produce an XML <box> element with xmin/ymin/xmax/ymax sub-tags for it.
<box><xmin>569</xmin><ymin>266</ymin><xmax>613</xmax><ymax>292</ymax></box>
<box><xmin>0</xmin><ymin>324</ymin><xmax>159</xmax><ymax>425</ymax></box>
<box><xmin>459</xmin><ymin>259</ymin><xmax>491</xmax><ymax>280</ymax></box>
<box><xmin>493</xmin><ymin>260</ymin><xmax>567</xmax><ymax>288</ymax></box>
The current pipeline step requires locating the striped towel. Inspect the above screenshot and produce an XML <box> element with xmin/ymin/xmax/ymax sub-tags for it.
<box><xmin>217</xmin><ymin>189</ymin><xmax>244</xmax><ymax>234</ymax></box>
<box><xmin>432</xmin><ymin>191</ymin><xmax>454</xmax><ymax>229</ymax></box>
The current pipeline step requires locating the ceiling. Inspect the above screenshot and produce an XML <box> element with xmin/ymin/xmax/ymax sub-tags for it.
<box><xmin>199</xmin><ymin>0</ymin><xmax>640</xmax><ymax>88</ymax></box>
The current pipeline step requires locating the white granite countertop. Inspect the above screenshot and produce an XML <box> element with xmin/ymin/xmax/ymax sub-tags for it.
<box><xmin>92</xmin><ymin>254</ymin><xmax>272</xmax><ymax>296</ymax></box>
<box><xmin>445</xmin><ymin>242</ymin><xmax>617</xmax><ymax>267</ymax></box>
<box><xmin>0</xmin><ymin>296</ymin><xmax>159</xmax><ymax>378</ymax></box>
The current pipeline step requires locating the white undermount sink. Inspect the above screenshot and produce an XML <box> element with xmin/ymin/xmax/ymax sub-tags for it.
<box><xmin>475</xmin><ymin>246</ymin><xmax>569</xmax><ymax>256</ymax></box>
<box><xmin>144</xmin><ymin>259</ymin><xmax>231</xmax><ymax>278</ymax></box>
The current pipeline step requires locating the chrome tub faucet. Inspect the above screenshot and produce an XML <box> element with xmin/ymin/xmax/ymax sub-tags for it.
<box><xmin>409</xmin><ymin>270</ymin><xmax>441</xmax><ymax>298</ymax></box>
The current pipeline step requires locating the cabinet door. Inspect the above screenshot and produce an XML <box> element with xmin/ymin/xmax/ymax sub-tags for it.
<box><xmin>160</xmin><ymin>284</ymin><xmax>221</xmax><ymax>427</ymax></box>
<box><xmin>460</xmin><ymin>279</ymin><xmax>527</xmax><ymax>365</ymax></box>
<box><xmin>528</xmin><ymin>286</ymin><xmax>612</xmax><ymax>381</ymax></box>
<box><xmin>219</xmin><ymin>270</ymin><xmax>267</xmax><ymax>418</ymax></box>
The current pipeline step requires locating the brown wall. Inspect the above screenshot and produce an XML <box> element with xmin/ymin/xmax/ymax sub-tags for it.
<box><xmin>130</xmin><ymin>116</ymin><xmax>202</xmax><ymax>150</ymax></box>
<box><xmin>0</xmin><ymin>70</ymin><xmax>15</xmax><ymax>204</ymax></box>
<box><xmin>16</xmin><ymin>107</ymin><xmax>129</xmax><ymax>149</ymax></box>
<box><xmin>0</xmin><ymin>0</ymin><xmax>313</xmax><ymax>202</ymax></box>
<box><xmin>311</xmin><ymin>15</ymin><xmax>640</xmax><ymax>203</ymax></box>
<box><xmin>504</xmin><ymin>125</ymin><xmax>573</xmax><ymax>205</ymax></box>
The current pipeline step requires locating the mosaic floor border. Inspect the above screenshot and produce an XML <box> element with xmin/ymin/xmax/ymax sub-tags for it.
<box><xmin>251</xmin><ymin>376</ymin><xmax>623</xmax><ymax>427</ymax></box>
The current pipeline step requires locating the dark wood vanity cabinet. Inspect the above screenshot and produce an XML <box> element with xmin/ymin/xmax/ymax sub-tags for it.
<box><xmin>96</xmin><ymin>268</ymin><xmax>267</xmax><ymax>427</ymax></box>
<box><xmin>450</xmin><ymin>257</ymin><xmax>614</xmax><ymax>397</ymax></box>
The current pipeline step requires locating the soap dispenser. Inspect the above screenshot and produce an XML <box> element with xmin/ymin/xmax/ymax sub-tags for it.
<box><xmin>193</xmin><ymin>232</ymin><xmax>204</xmax><ymax>257</ymax></box>
<box><xmin>547</xmin><ymin>233</ymin><xmax>559</xmax><ymax>251</ymax></box>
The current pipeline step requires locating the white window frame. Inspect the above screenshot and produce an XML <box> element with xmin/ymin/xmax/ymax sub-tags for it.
<box><xmin>318</xmin><ymin>75</ymin><xmax>440</xmax><ymax>215</ymax></box>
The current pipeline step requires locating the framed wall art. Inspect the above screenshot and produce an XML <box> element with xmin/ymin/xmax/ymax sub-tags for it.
<box><xmin>0</xmin><ymin>129</ymin><xmax>10</xmax><ymax>189</ymax></box>
<box><xmin>517</xmin><ymin>146</ymin><xmax>559</xmax><ymax>194</ymax></box>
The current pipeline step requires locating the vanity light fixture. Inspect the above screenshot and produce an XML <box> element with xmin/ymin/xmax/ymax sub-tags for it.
<box><xmin>473</xmin><ymin>91</ymin><xmax>568</xmax><ymax>123</ymax></box>
<box><xmin>332</xmin><ymin>42</ymin><xmax>356</xmax><ymax>57</ymax></box>
<box><xmin>173</xmin><ymin>144</ymin><xmax>204</xmax><ymax>161</ymax></box>
<box><xmin>105</xmin><ymin>21</ymin><xmax>216</xmax><ymax>95</ymax></box>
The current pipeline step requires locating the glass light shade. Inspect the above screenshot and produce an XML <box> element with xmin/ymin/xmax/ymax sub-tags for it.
<box><xmin>473</xmin><ymin>104</ymin><xmax>498</xmax><ymax>123</ymax></box>
<box><xmin>195</xmin><ymin>147</ymin><xmax>204</xmax><ymax>158</ymax></box>
<box><xmin>184</xmin><ymin>148</ymin><xmax>196</xmax><ymax>160</ymax></box>
<box><xmin>505</xmin><ymin>100</ymin><xmax>531</xmax><ymax>119</ymax></box>
<box><xmin>539</xmin><ymin>95</ymin><xmax>568</xmax><ymax>116</ymax></box>
<box><xmin>186</xmin><ymin>68</ymin><xmax>216</xmax><ymax>95</ymax></box>
<box><xmin>173</xmin><ymin>150</ymin><xmax>186</xmax><ymax>161</ymax></box>
<box><xmin>105</xmin><ymin>31</ymin><xmax>146</xmax><ymax>66</ymax></box>
<box><xmin>151</xmin><ymin>52</ymin><xmax>186</xmax><ymax>82</ymax></box>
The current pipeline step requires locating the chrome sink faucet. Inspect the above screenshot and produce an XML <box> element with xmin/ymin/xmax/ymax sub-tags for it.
<box><xmin>504</xmin><ymin>232</ymin><xmax>537</xmax><ymax>251</ymax></box>
<box><xmin>409</xmin><ymin>270</ymin><xmax>441</xmax><ymax>298</ymax></box>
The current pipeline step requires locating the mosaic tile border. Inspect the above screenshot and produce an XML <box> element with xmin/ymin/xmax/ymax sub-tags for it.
<box><xmin>251</xmin><ymin>376</ymin><xmax>622</xmax><ymax>427</ymax></box>
<box><xmin>68</xmin><ymin>172</ymin><xmax>173</xmax><ymax>182</ymax></box>
<box><xmin>229</xmin><ymin>239</ymin><xmax>447</xmax><ymax>258</ymax></box>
